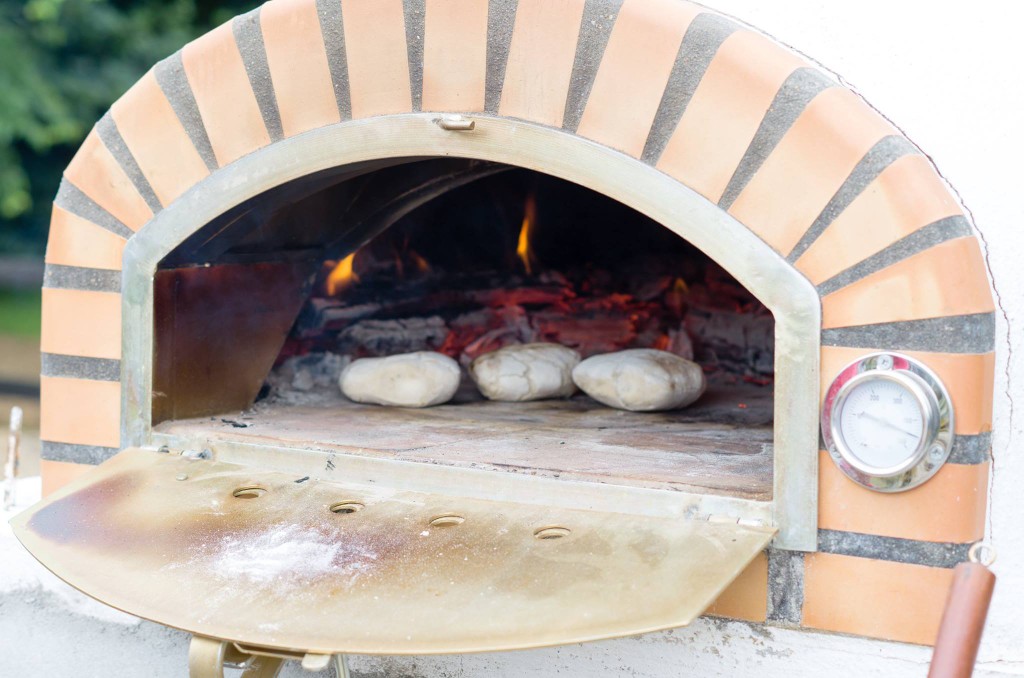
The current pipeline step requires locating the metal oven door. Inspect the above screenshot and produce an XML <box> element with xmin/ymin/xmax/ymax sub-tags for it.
<box><xmin>12</xmin><ymin>448</ymin><xmax>774</xmax><ymax>655</ymax></box>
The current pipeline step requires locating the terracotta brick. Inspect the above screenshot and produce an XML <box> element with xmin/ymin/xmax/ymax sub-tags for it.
<box><xmin>64</xmin><ymin>130</ymin><xmax>153</xmax><ymax>231</ymax></box>
<box><xmin>110</xmin><ymin>70</ymin><xmax>210</xmax><ymax>206</ymax></box>
<box><xmin>422</xmin><ymin>0</ymin><xmax>488</xmax><ymax>112</ymax></box>
<box><xmin>819</xmin><ymin>450</ymin><xmax>988</xmax><ymax>543</ymax></box>
<box><xmin>795</xmin><ymin>154</ymin><xmax>963</xmax><ymax>285</ymax></box>
<box><xmin>657</xmin><ymin>29</ymin><xmax>806</xmax><ymax>202</ymax></box>
<box><xmin>41</xmin><ymin>459</ymin><xmax>95</xmax><ymax>498</ymax></box>
<box><xmin>45</xmin><ymin>205</ymin><xmax>126</xmax><ymax>271</ymax></box>
<box><xmin>821</xmin><ymin>347</ymin><xmax>994</xmax><ymax>435</ymax></box>
<box><xmin>182</xmin><ymin>21</ymin><xmax>271</xmax><ymax>166</ymax></box>
<box><xmin>40</xmin><ymin>289</ymin><xmax>121</xmax><ymax>360</ymax></box>
<box><xmin>342</xmin><ymin>0</ymin><xmax>412</xmax><ymax>118</ymax></box>
<box><xmin>577</xmin><ymin>0</ymin><xmax>701</xmax><ymax>157</ymax></box>
<box><xmin>705</xmin><ymin>551</ymin><xmax>767</xmax><ymax>623</ymax></box>
<box><xmin>40</xmin><ymin>376</ymin><xmax>121</xmax><ymax>448</ymax></box>
<box><xmin>803</xmin><ymin>552</ymin><xmax>952</xmax><ymax>645</ymax></box>
<box><xmin>498</xmin><ymin>0</ymin><xmax>585</xmax><ymax>127</ymax></box>
<box><xmin>729</xmin><ymin>87</ymin><xmax>896</xmax><ymax>254</ymax></box>
<box><xmin>821</xmin><ymin>237</ymin><xmax>994</xmax><ymax>329</ymax></box>
<box><xmin>261</xmin><ymin>0</ymin><xmax>341</xmax><ymax>136</ymax></box>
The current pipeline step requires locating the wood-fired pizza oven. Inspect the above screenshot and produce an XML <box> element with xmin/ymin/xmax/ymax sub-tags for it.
<box><xmin>17</xmin><ymin>0</ymin><xmax>996</xmax><ymax>673</ymax></box>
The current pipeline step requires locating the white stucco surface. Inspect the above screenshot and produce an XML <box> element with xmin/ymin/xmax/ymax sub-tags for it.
<box><xmin>2</xmin><ymin>1</ymin><xmax>1022</xmax><ymax>675</ymax></box>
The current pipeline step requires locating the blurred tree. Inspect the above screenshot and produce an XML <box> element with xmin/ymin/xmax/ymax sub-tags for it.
<box><xmin>0</xmin><ymin>0</ymin><xmax>257</xmax><ymax>254</ymax></box>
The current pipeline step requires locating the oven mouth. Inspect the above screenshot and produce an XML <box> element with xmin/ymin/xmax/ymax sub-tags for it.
<box><xmin>148</xmin><ymin>158</ymin><xmax>777</xmax><ymax>502</ymax></box>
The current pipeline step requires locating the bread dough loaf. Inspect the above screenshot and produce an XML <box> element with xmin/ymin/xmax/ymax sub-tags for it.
<box><xmin>572</xmin><ymin>349</ymin><xmax>705</xmax><ymax>412</ymax></box>
<box><xmin>469</xmin><ymin>343</ymin><xmax>580</xmax><ymax>402</ymax></box>
<box><xmin>339</xmin><ymin>352</ymin><xmax>460</xmax><ymax>407</ymax></box>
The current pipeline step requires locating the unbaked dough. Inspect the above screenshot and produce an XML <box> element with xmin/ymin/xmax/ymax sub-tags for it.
<box><xmin>469</xmin><ymin>343</ymin><xmax>580</xmax><ymax>402</ymax></box>
<box><xmin>339</xmin><ymin>352</ymin><xmax>460</xmax><ymax>407</ymax></box>
<box><xmin>572</xmin><ymin>349</ymin><xmax>705</xmax><ymax>412</ymax></box>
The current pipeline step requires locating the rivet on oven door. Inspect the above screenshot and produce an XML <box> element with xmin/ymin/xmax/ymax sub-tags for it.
<box><xmin>436</xmin><ymin>114</ymin><xmax>475</xmax><ymax>131</ymax></box>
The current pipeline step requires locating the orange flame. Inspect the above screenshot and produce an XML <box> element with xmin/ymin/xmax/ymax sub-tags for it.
<box><xmin>409</xmin><ymin>250</ymin><xmax>430</xmax><ymax>275</ymax></box>
<box><xmin>516</xmin><ymin>192</ymin><xmax>538</xmax><ymax>275</ymax></box>
<box><xmin>325</xmin><ymin>252</ymin><xmax>359</xmax><ymax>296</ymax></box>
<box><xmin>665</xmin><ymin>277</ymin><xmax>689</xmax><ymax>316</ymax></box>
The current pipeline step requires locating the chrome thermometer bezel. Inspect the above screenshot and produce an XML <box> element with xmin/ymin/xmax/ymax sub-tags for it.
<box><xmin>821</xmin><ymin>352</ymin><xmax>955</xmax><ymax>492</ymax></box>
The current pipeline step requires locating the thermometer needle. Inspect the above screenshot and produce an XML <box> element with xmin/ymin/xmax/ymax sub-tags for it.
<box><xmin>855</xmin><ymin>411</ymin><xmax>919</xmax><ymax>438</ymax></box>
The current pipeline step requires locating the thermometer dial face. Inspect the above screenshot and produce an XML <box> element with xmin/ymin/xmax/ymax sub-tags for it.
<box><xmin>822</xmin><ymin>353</ymin><xmax>955</xmax><ymax>493</ymax></box>
<box><xmin>837</xmin><ymin>378</ymin><xmax>925</xmax><ymax>471</ymax></box>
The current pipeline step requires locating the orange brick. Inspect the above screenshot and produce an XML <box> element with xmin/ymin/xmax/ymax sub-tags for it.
<box><xmin>796</xmin><ymin>155</ymin><xmax>963</xmax><ymax>285</ymax></box>
<box><xmin>41</xmin><ymin>459</ymin><xmax>95</xmax><ymax>498</ymax></box>
<box><xmin>705</xmin><ymin>551</ymin><xmax>767</xmax><ymax>622</ymax></box>
<box><xmin>577</xmin><ymin>0</ymin><xmax>701</xmax><ymax>157</ymax></box>
<box><xmin>64</xmin><ymin>130</ymin><xmax>152</xmax><ymax>231</ymax></box>
<box><xmin>803</xmin><ymin>552</ymin><xmax>952</xmax><ymax>645</ymax></box>
<box><xmin>342</xmin><ymin>0</ymin><xmax>412</xmax><ymax>118</ymax></box>
<box><xmin>40</xmin><ymin>289</ymin><xmax>121</xmax><ymax>360</ymax></box>
<box><xmin>46</xmin><ymin>206</ymin><xmax>126</xmax><ymax>271</ymax></box>
<box><xmin>111</xmin><ymin>70</ymin><xmax>210</xmax><ymax>206</ymax></box>
<box><xmin>261</xmin><ymin>0</ymin><xmax>341</xmax><ymax>136</ymax></box>
<box><xmin>729</xmin><ymin>88</ymin><xmax>895</xmax><ymax>254</ymax></box>
<box><xmin>499</xmin><ymin>0</ymin><xmax>585</xmax><ymax>127</ymax></box>
<box><xmin>40</xmin><ymin>376</ymin><xmax>121</xmax><ymax>448</ymax></box>
<box><xmin>657</xmin><ymin>29</ymin><xmax>806</xmax><ymax>202</ymax></box>
<box><xmin>821</xmin><ymin>347</ymin><xmax>994</xmax><ymax>435</ymax></box>
<box><xmin>819</xmin><ymin>450</ymin><xmax>988</xmax><ymax>543</ymax></box>
<box><xmin>821</xmin><ymin>237</ymin><xmax>994</xmax><ymax>329</ymax></box>
<box><xmin>182</xmin><ymin>21</ymin><xmax>270</xmax><ymax>166</ymax></box>
<box><xmin>422</xmin><ymin>0</ymin><xmax>488</xmax><ymax>112</ymax></box>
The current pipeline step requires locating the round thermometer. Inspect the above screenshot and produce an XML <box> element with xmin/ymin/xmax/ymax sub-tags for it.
<box><xmin>822</xmin><ymin>353</ymin><xmax>954</xmax><ymax>492</ymax></box>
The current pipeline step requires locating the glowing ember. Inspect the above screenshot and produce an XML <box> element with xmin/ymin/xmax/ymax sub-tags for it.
<box><xmin>326</xmin><ymin>252</ymin><xmax>359</xmax><ymax>295</ymax></box>
<box><xmin>516</xmin><ymin>193</ymin><xmax>538</xmax><ymax>275</ymax></box>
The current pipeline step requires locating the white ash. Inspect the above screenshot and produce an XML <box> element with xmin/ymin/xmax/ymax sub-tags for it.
<box><xmin>340</xmin><ymin>351</ymin><xmax>461</xmax><ymax>407</ymax></box>
<box><xmin>336</xmin><ymin>316</ymin><xmax>449</xmax><ymax>356</ymax></box>
<box><xmin>205</xmin><ymin>523</ymin><xmax>376</xmax><ymax>585</ymax></box>
<box><xmin>572</xmin><ymin>349</ymin><xmax>706</xmax><ymax>412</ymax></box>
<box><xmin>469</xmin><ymin>343</ymin><xmax>580</xmax><ymax>402</ymax></box>
<box><xmin>685</xmin><ymin>308</ymin><xmax>773</xmax><ymax>376</ymax></box>
<box><xmin>265</xmin><ymin>352</ymin><xmax>350</xmax><ymax>404</ymax></box>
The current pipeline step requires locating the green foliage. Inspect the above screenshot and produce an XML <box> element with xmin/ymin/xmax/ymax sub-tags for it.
<box><xmin>0</xmin><ymin>289</ymin><xmax>42</xmax><ymax>336</ymax></box>
<box><xmin>0</xmin><ymin>0</ymin><xmax>256</xmax><ymax>254</ymax></box>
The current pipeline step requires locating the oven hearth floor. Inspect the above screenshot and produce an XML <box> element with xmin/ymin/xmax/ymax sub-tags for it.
<box><xmin>156</xmin><ymin>383</ymin><xmax>773</xmax><ymax>500</ymax></box>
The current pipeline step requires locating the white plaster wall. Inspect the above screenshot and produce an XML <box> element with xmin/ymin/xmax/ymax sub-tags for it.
<box><xmin>2</xmin><ymin>1</ymin><xmax>1022</xmax><ymax>675</ymax></box>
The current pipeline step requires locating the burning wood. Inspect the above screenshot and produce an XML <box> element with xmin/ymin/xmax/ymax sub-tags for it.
<box><xmin>277</xmin><ymin>181</ymin><xmax>773</xmax><ymax>387</ymax></box>
<box><xmin>281</xmin><ymin>262</ymin><xmax>772</xmax><ymax>383</ymax></box>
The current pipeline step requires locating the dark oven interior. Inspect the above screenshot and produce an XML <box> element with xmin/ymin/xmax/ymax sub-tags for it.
<box><xmin>150</xmin><ymin>158</ymin><xmax>776</xmax><ymax>499</ymax></box>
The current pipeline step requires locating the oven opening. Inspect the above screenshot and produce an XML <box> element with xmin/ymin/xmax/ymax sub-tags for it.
<box><xmin>151</xmin><ymin>158</ymin><xmax>775</xmax><ymax>500</ymax></box>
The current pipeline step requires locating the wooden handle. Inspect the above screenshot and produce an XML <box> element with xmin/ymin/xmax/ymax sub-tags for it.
<box><xmin>928</xmin><ymin>561</ymin><xmax>996</xmax><ymax>678</ymax></box>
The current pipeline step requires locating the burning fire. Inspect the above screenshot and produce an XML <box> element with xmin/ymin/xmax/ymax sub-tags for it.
<box><xmin>325</xmin><ymin>252</ymin><xmax>359</xmax><ymax>295</ymax></box>
<box><xmin>409</xmin><ymin>250</ymin><xmax>430</xmax><ymax>275</ymax></box>
<box><xmin>516</xmin><ymin>192</ymin><xmax>538</xmax><ymax>275</ymax></box>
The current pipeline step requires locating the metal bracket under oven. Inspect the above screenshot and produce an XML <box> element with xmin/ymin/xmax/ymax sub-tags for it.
<box><xmin>189</xmin><ymin>635</ymin><xmax>351</xmax><ymax>678</ymax></box>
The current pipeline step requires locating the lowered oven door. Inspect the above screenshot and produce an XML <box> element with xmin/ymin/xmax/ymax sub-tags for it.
<box><xmin>11</xmin><ymin>448</ymin><xmax>775</xmax><ymax>655</ymax></box>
